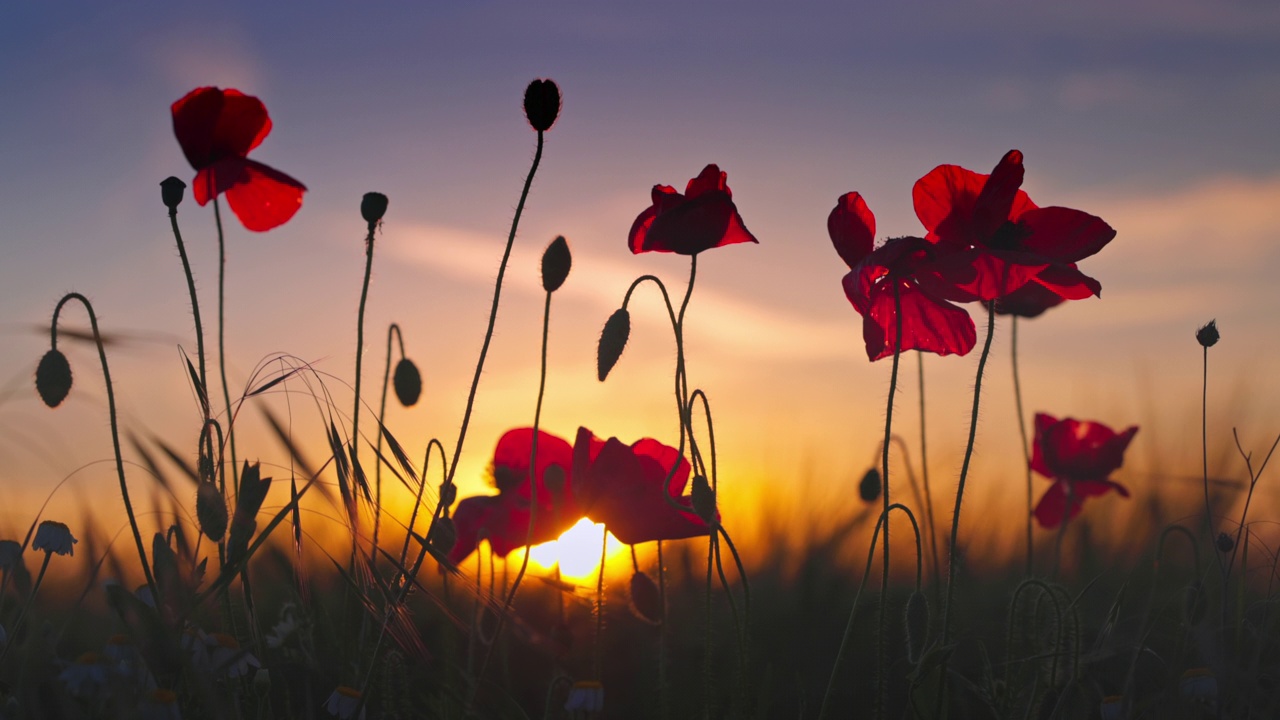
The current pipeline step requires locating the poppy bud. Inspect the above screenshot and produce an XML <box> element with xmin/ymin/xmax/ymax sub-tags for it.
<box><xmin>196</xmin><ymin>481</ymin><xmax>228</xmax><ymax>542</ymax></box>
<box><xmin>544</xmin><ymin>464</ymin><xmax>567</xmax><ymax>496</ymax></box>
<box><xmin>523</xmin><ymin>78</ymin><xmax>561</xmax><ymax>132</ymax></box>
<box><xmin>541</xmin><ymin>235</ymin><xmax>572</xmax><ymax>293</ymax></box>
<box><xmin>628</xmin><ymin>571</ymin><xmax>663</xmax><ymax>625</ymax></box>
<box><xmin>361</xmin><ymin>192</ymin><xmax>388</xmax><ymax>228</ymax></box>
<box><xmin>393</xmin><ymin>358</ymin><xmax>422</xmax><ymax>407</ymax></box>
<box><xmin>597</xmin><ymin>308</ymin><xmax>631</xmax><ymax>382</ymax></box>
<box><xmin>1195</xmin><ymin>320</ymin><xmax>1219</xmax><ymax>348</ymax></box>
<box><xmin>1182</xmin><ymin>582</ymin><xmax>1206</xmax><ymax>626</ymax></box>
<box><xmin>35</xmin><ymin>349</ymin><xmax>73</xmax><ymax>408</ymax></box>
<box><xmin>439</xmin><ymin>482</ymin><xmax>457</xmax><ymax>509</ymax></box>
<box><xmin>691</xmin><ymin>474</ymin><xmax>716</xmax><ymax>525</ymax></box>
<box><xmin>904</xmin><ymin>590</ymin><xmax>930</xmax><ymax>665</ymax></box>
<box><xmin>1216</xmin><ymin>532</ymin><xmax>1234</xmax><ymax>553</ymax></box>
<box><xmin>160</xmin><ymin>177</ymin><xmax>186</xmax><ymax>210</ymax></box>
<box><xmin>429</xmin><ymin>517</ymin><xmax>457</xmax><ymax>556</ymax></box>
<box><xmin>859</xmin><ymin>468</ymin><xmax>881</xmax><ymax>503</ymax></box>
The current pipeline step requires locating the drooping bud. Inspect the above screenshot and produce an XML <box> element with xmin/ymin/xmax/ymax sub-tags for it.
<box><xmin>35</xmin><ymin>349</ymin><xmax>73</xmax><ymax>408</ymax></box>
<box><xmin>597</xmin><ymin>308</ymin><xmax>631</xmax><ymax>382</ymax></box>
<box><xmin>393</xmin><ymin>358</ymin><xmax>422</xmax><ymax>407</ymax></box>
<box><xmin>904</xmin><ymin>590</ymin><xmax>930</xmax><ymax>665</ymax></box>
<box><xmin>1216</xmin><ymin>532</ymin><xmax>1234</xmax><ymax>553</ymax></box>
<box><xmin>438</xmin><ymin>482</ymin><xmax>457</xmax><ymax>509</ymax></box>
<box><xmin>196</xmin><ymin>481</ymin><xmax>229</xmax><ymax>542</ymax></box>
<box><xmin>541</xmin><ymin>235</ymin><xmax>572</xmax><ymax>292</ymax></box>
<box><xmin>859</xmin><ymin>468</ymin><xmax>881</xmax><ymax>503</ymax></box>
<box><xmin>429</xmin><ymin>516</ymin><xmax>457</xmax><ymax>556</ymax></box>
<box><xmin>1195</xmin><ymin>320</ymin><xmax>1219</xmax><ymax>348</ymax></box>
<box><xmin>523</xmin><ymin>79</ymin><xmax>561</xmax><ymax>132</ymax></box>
<box><xmin>628</xmin><ymin>570</ymin><xmax>663</xmax><ymax>625</ymax></box>
<box><xmin>690</xmin><ymin>474</ymin><xmax>716</xmax><ymax>525</ymax></box>
<box><xmin>160</xmin><ymin>177</ymin><xmax>187</xmax><ymax>210</ymax></box>
<box><xmin>361</xmin><ymin>192</ymin><xmax>388</xmax><ymax>229</ymax></box>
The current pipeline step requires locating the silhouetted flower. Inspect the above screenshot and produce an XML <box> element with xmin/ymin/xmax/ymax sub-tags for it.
<box><xmin>1031</xmin><ymin>413</ymin><xmax>1137</xmax><ymax>528</ymax></box>
<box><xmin>596</xmin><ymin>308</ymin><xmax>631</xmax><ymax>382</ymax></box>
<box><xmin>35</xmin><ymin>348</ymin><xmax>73</xmax><ymax>408</ymax></box>
<box><xmin>564</xmin><ymin>680</ymin><xmax>604</xmax><ymax>716</ymax></box>
<box><xmin>448</xmin><ymin>429</ymin><xmax>579</xmax><ymax>564</ymax></box>
<box><xmin>33</xmin><ymin>520</ymin><xmax>77</xmax><ymax>556</ymax></box>
<box><xmin>360</xmin><ymin>192</ymin><xmax>387</xmax><ymax>228</ymax></box>
<box><xmin>160</xmin><ymin>177</ymin><xmax>187</xmax><ymax>210</ymax></box>
<box><xmin>628</xmin><ymin>164</ymin><xmax>759</xmax><ymax>255</ymax></box>
<box><xmin>393</xmin><ymin>358</ymin><xmax>422</xmax><ymax>406</ymax></box>
<box><xmin>60</xmin><ymin>652</ymin><xmax>110</xmax><ymax>699</ymax></box>
<box><xmin>541</xmin><ymin>235</ymin><xmax>572</xmax><ymax>292</ymax></box>
<box><xmin>171</xmin><ymin>87</ymin><xmax>306</xmax><ymax>231</ymax></box>
<box><xmin>572</xmin><ymin>427</ymin><xmax>712</xmax><ymax>545</ymax></box>
<box><xmin>1196</xmin><ymin>320</ymin><xmax>1219</xmax><ymax>348</ymax></box>
<box><xmin>913</xmin><ymin>150</ymin><xmax>1115</xmax><ymax>302</ymax></box>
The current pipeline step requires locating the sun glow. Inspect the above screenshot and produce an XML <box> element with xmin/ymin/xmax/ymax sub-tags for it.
<box><xmin>526</xmin><ymin>518</ymin><xmax>629</xmax><ymax>582</ymax></box>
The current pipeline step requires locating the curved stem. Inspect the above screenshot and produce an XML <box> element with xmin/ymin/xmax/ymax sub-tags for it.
<box><xmin>405</xmin><ymin>130</ymin><xmax>545</xmax><ymax>590</ymax></box>
<box><xmin>397</xmin><ymin>438</ymin><xmax>446</xmax><ymax>573</ymax></box>
<box><xmin>212</xmin><ymin>197</ymin><xmax>240</xmax><ymax>497</ymax></box>
<box><xmin>940</xmin><ymin>302</ymin><xmax>997</xmax><ymax>645</ymax></box>
<box><xmin>1012</xmin><ymin>316</ymin><xmax>1034</xmax><ymax>576</ymax></box>
<box><xmin>51</xmin><ymin>293</ymin><xmax>157</xmax><ymax>599</ymax></box>
<box><xmin>371</xmin><ymin>323</ymin><xmax>403</xmax><ymax>571</ymax></box>
<box><xmin>167</xmin><ymin>207</ymin><xmax>207</xmax><ymax>401</ymax></box>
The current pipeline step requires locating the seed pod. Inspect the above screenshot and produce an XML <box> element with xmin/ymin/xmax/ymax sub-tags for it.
<box><xmin>859</xmin><ymin>468</ymin><xmax>881</xmax><ymax>503</ymax></box>
<box><xmin>541</xmin><ymin>235</ymin><xmax>572</xmax><ymax>292</ymax></box>
<box><xmin>430</xmin><ymin>517</ymin><xmax>457</xmax><ymax>556</ymax></box>
<box><xmin>1195</xmin><ymin>320</ymin><xmax>1219</xmax><ymax>348</ymax></box>
<box><xmin>690</xmin><ymin>475</ymin><xmax>716</xmax><ymax>525</ymax></box>
<box><xmin>597</xmin><ymin>308</ymin><xmax>631</xmax><ymax>382</ymax></box>
<box><xmin>196</xmin><ymin>481</ymin><xmax>228</xmax><ymax>542</ymax></box>
<box><xmin>629</xmin><ymin>571</ymin><xmax>663</xmax><ymax>625</ymax></box>
<box><xmin>523</xmin><ymin>79</ymin><xmax>561</xmax><ymax>132</ymax></box>
<box><xmin>904</xmin><ymin>590</ymin><xmax>930</xmax><ymax>665</ymax></box>
<box><xmin>35</xmin><ymin>349</ymin><xmax>73</xmax><ymax>408</ymax></box>
<box><xmin>1216</xmin><ymin>532</ymin><xmax>1234</xmax><ymax>553</ymax></box>
<box><xmin>160</xmin><ymin>176</ymin><xmax>187</xmax><ymax>210</ymax></box>
<box><xmin>361</xmin><ymin>192</ymin><xmax>388</xmax><ymax>228</ymax></box>
<box><xmin>393</xmin><ymin>358</ymin><xmax>422</xmax><ymax>407</ymax></box>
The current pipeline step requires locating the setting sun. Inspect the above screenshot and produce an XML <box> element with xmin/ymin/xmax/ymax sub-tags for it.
<box><xmin>527</xmin><ymin>518</ymin><xmax>630</xmax><ymax>582</ymax></box>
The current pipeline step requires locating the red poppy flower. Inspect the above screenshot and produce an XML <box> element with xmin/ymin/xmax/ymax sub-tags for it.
<box><xmin>628</xmin><ymin>164</ymin><xmax>759</xmax><ymax>255</ymax></box>
<box><xmin>829</xmin><ymin>194</ymin><xmax>979</xmax><ymax>361</ymax></box>
<box><xmin>1031</xmin><ymin>413</ymin><xmax>1138</xmax><ymax>528</ymax></box>
<box><xmin>571</xmin><ymin>427</ymin><xmax>711</xmax><ymax>545</ymax></box>
<box><xmin>912</xmin><ymin>150</ymin><xmax>1114</xmax><ymax>302</ymax></box>
<box><xmin>447</xmin><ymin>428</ymin><xmax>580</xmax><ymax>564</ymax></box>
<box><xmin>171</xmin><ymin>87</ymin><xmax>306</xmax><ymax>232</ymax></box>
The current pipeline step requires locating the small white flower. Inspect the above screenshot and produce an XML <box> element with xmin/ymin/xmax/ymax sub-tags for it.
<box><xmin>266</xmin><ymin>604</ymin><xmax>301</xmax><ymax>649</ymax></box>
<box><xmin>324</xmin><ymin>686</ymin><xmax>366</xmax><ymax>719</ymax></box>
<box><xmin>564</xmin><ymin>680</ymin><xmax>604</xmax><ymax>717</ymax></box>
<box><xmin>33</xmin><ymin>520</ymin><xmax>77</xmax><ymax>556</ymax></box>
<box><xmin>1098</xmin><ymin>695</ymin><xmax>1123</xmax><ymax>720</ymax></box>
<box><xmin>1179</xmin><ymin>668</ymin><xmax>1217</xmax><ymax>710</ymax></box>
<box><xmin>139</xmin><ymin>688</ymin><xmax>182</xmax><ymax>720</ymax></box>
<box><xmin>206</xmin><ymin>633</ymin><xmax>259</xmax><ymax>679</ymax></box>
<box><xmin>60</xmin><ymin>652</ymin><xmax>111</xmax><ymax>699</ymax></box>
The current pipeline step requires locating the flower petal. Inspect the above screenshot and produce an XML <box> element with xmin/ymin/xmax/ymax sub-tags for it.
<box><xmin>448</xmin><ymin>495</ymin><xmax>501</xmax><ymax>565</ymax></box>
<box><xmin>994</xmin><ymin>279</ymin><xmax>1067</xmax><ymax>317</ymax></box>
<box><xmin>1033</xmin><ymin>478</ymin><xmax>1129</xmax><ymax>528</ymax></box>
<box><xmin>577</xmin><ymin>436</ymin><xmax>707</xmax><ymax>545</ymax></box>
<box><xmin>828</xmin><ymin>192</ymin><xmax>876</xmax><ymax>269</ymax></box>
<box><xmin>685</xmin><ymin>163</ymin><xmax>729</xmax><ymax>199</ymax></box>
<box><xmin>1044</xmin><ymin>419</ymin><xmax>1138</xmax><ymax>480</ymax></box>
<box><xmin>222</xmin><ymin>160</ymin><xmax>306</xmax><ymax>232</ymax></box>
<box><xmin>1018</xmin><ymin>207</ymin><xmax>1117</xmax><ymax>263</ymax></box>
<box><xmin>913</xmin><ymin>164</ymin><xmax>985</xmax><ymax>244</ymax></box>
<box><xmin>972</xmin><ymin>150</ymin><xmax>1026</xmax><ymax>240</ymax></box>
<box><xmin>848</xmin><ymin>279</ymin><xmax>976</xmax><ymax>361</ymax></box>
<box><xmin>922</xmin><ymin>247</ymin><xmax>1047</xmax><ymax>301</ymax></box>
<box><xmin>631</xmin><ymin>168</ymin><xmax>758</xmax><ymax>255</ymax></box>
<box><xmin>1029</xmin><ymin>263</ymin><xmax>1102</xmax><ymax>301</ymax></box>
<box><xmin>627</xmin><ymin>185</ymin><xmax>677</xmax><ymax>254</ymax></box>
<box><xmin>171</xmin><ymin>87</ymin><xmax>271</xmax><ymax>169</ymax></box>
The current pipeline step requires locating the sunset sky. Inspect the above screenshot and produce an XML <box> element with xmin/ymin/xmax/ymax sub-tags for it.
<box><xmin>2</xmin><ymin>2</ymin><xmax>1278</xmax><ymax>565</ymax></box>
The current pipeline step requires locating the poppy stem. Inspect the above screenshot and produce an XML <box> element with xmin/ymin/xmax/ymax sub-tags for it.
<box><xmin>211</xmin><ymin>197</ymin><xmax>240</xmax><ymax>500</ymax></box>
<box><xmin>940</xmin><ymin>301</ymin><xmax>997</xmax><ymax>645</ymax></box>
<box><xmin>471</xmin><ymin>290</ymin><xmax>553</xmax><ymax>704</ymax></box>
<box><xmin>50</xmin><ymin>293</ymin><xmax>158</xmax><ymax>603</ymax></box>
<box><xmin>351</xmin><ymin>221</ymin><xmax>378</xmax><ymax>554</ymax></box>
<box><xmin>404</xmin><ymin>129</ymin><xmax>545</xmax><ymax>591</ymax></box>
<box><xmin>657</xmin><ymin>540</ymin><xmax>670</xmax><ymax>720</ymax></box>
<box><xmin>1011</xmin><ymin>316</ymin><xmax>1035</xmax><ymax>576</ymax></box>
<box><xmin>371</xmin><ymin>323</ymin><xmax>405</xmax><ymax>573</ymax></box>
<box><xmin>917</xmin><ymin>352</ymin><xmax>942</xmax><ymax>598</ymax></box>
<box><xmin>166</xmin><ymin>206</ymin><xmax>208</xmax><ymax>403</ymax></box>
<box><xmin>876</xmin><ymin>285</ymin><xmax>904</xmax><ymax>719</ymax></box>
<box><xmin>1201</xmin><ymin>344</ymin><xmax>1214</xmax><ymax>541</ymax></box>
<box><xmin>397</xmin><ymin>438</ymin><xmax>447</xmax><ymax>573</ymax></box>
<box><xmin>596</xmin><ymin>525</ymin><xmax>609</xmax><ymax>681</ymax></box>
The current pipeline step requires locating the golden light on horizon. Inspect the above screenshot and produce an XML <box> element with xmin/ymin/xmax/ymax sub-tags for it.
<box><xmin>526</xmin><ymin>518</ymin><xmax>629</xmax><ymax>582</ymax></box>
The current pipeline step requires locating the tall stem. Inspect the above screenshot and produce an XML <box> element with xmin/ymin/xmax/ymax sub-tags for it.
<box><xmin>1201</xmin><ymin>345</ymin><xmax>1213</xmax><ymax>540</ymax></box>
<box><xmin>212</xmin><ymin>197</ymin><xmax>240</xmax><ymax>497</ymax></box>
<box><xmin>940</xmin><ymin>302</ymin><xmax>997</xmax><ymax>645</ymax></box>
<box><xmin>167</xmin><ymin>208</ymin><xmax>207</xmax><ymax>399</ymax></box>
<box><xmin>351</xmin><ymin>223</ymin><xmax>377</xmax><ymax>550</ymax></box>
<box><xmin>1012</xmin><ymin>316</ymin><xmax>1034</xmax><ymax>575</ymax></box>
<box><xmin>876</xmin><ymin>286</ymin><xmax>903</xmax><ymax>719</ymax></box>
<box><xmin>51</xmin><ymin>293</ymin><xmax>157</xmax><ymax>599</ymax></box>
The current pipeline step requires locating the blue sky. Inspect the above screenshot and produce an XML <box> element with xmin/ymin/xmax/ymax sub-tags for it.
<box><xmin>2</xmin><ymin>1</ymin><xmax>1278</xmax><ymax>552</ymax></box>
